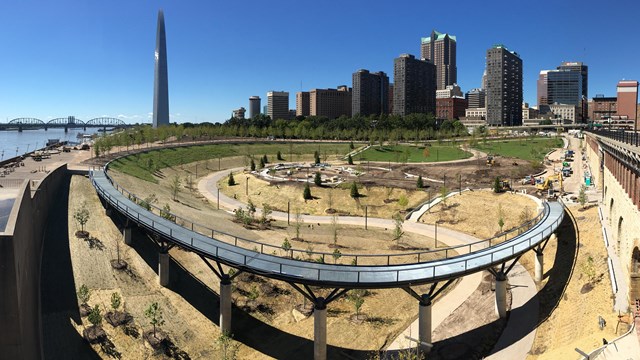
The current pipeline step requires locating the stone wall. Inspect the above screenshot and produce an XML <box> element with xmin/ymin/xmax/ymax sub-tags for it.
<box><xmin>0</xmin><ymin>165</ymin><xmax>69</xmax><ymax>360</ymax></box>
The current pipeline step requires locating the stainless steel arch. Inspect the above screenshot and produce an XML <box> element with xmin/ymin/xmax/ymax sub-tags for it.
<box><xmin>91</xmin><ymin>168</ymin><xmax>565</xmax><ymax>289</ymax></box>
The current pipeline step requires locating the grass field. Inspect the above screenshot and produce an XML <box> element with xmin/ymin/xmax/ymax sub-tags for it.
<box><xmin>356</xmin><ymin>144</ymin><xmax>472</xmax><ymax>163</ymax></box>
<box><xmin>471</xmin><ymin>137</ymin><xmax>563</xmax><ymax>161</ymax></box>
<box><xmin>110</xmin><ymin>142</ymin><xmax>351</xmax><ymax>182</ymax></box>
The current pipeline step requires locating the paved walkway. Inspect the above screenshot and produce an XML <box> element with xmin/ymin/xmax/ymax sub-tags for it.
<box><xmin>197</xmin><ymin>166</ymin><xmax>544</xmax><ymax>359</ymax></box>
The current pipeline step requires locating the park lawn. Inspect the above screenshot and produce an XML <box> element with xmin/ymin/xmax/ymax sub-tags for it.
<box><xmin>109</xmin><ymin>142</ymin><xmax>351</xmax><ymax>183</ymax></box>
<box><xmin>471</xmin><ymin>137</ymin><xmax>563</xmax><ymax>161</ymax></box>
<box><xmin>357</xmin><ymin>144</ymin><xmax>472</xmax><ymax>163</ymax></box>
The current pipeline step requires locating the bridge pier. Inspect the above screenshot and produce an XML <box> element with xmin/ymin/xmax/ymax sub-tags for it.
<box><xmin>105</xmin><ymin>204</ymin><xmax>112</xmax><ymax>217</ymax></box>
<box><xmin>220</xmin><ymin>274</ymin><xmax>232</xmax><ymax>335</ymax></box>
<box><xmin>534</xmin><ymin>248</ymin><xmax>544</xmax><ymax>282</ymax></box>
<box><xmin>158</xmin><ymin>247</ymin><xmax>170</xmax><ymax>287</ymax></box>
<box><xmin>123</xmin><ymin>226</ymin><xmax>133</xmax><ymax>246</ymax></box>
<box><xmin>314</xmin><ymin>297</ymin><xmax>327</xmax><ymax>360</ymax></box>
<box><xmin>495</xmin><ymin>271</ymin><xmax>508</xmax><ymax>318</ymax></box>
<box><xmin>418</xmin><ymin>294</ymin><xmax>433</xmax><ymax>353</ymax></box>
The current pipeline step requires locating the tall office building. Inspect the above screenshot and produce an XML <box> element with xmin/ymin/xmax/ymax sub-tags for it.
<box><xmin>393</xmin><ymin>54</ymin><xmax>436</xmax><ymax>117</ymax></box>
<box><xmin>617</xmin><ymin>80</ymin><xmax>639</xmax><ymax>128</ymax></box>
<box><xmin>537</xmin><ymin>71</ymin><xmax>548</xmax><ymax>108</ymax></box>
<box><xmin>485</xmin><ymin>45</ymin><xmax>522</xmax><ymax>126</ymax></box>
<box><xmin>309</xmin><ymin>86</ymin><xmax>352</xmax><ymax>119</ymax></box>
<box><xmin>558</xmin><ymin>62</ymin><xmax>588</xmax><ymax>99</ymax></box>
<box><xmin>267</xmin><ymin>91</ymin><xmax>290</xmax><ymax>120</ymax></box>
<box><xmin>352</xmin><ymin>69</ymin><xmax>389</xmax><ymax>116</ymax></box>
<box><xmin>436</xmin><ymin>84</ymin><xmax>463</xmax><ymax>99</ymax></box>
<box><xmin>153</xmin><ymin>10</ymin><xmax>170</xmax><ymax>128</ymax></box>
<box><xmin>296</xmin><ymin>91</ymin><xmax>310</xmax><ymax>117</ymax></box>
<box><xmin>466</xmin><ymin>88</ymin><xmax>486</xmax><ymax>109</ymax></box>
<box><xmin>249</xmin><ymin>96</ymin><xmax>261</xmax><ymax>119</ymax></box>
<box><xmin>420</xmin><ymin>30</ymin><xmax>457</xmax><ymax>90</ymax></box>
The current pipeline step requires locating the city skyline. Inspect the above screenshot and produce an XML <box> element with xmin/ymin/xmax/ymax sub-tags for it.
<box><xmin>0</xmin><ymin>0</ymin><xmax>638</xmax><ymax>123</ymax></box>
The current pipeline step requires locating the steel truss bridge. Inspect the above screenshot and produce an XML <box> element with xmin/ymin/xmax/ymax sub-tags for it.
<box><xmin>0</xmin><ymin>116</ymin><xmax>131</xmax><ymax>132</ymax></box>
<box><xmin>90</xmin><ymin>148</ymin><xmax>566</xmax><ymax>359</ymax></box>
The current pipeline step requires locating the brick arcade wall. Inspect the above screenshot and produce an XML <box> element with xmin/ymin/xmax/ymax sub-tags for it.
<box><xmin>585</xmin><ymin>136</ymin><xmax>603</xmax><ymax>190</ymax></box>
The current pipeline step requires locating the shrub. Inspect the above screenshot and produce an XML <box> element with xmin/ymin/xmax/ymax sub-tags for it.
<box><xmin>416</xmin><ymin>175</ymin><xmax>424</xmax><ymax>189</ymax></box>
<box><xmin>493</xmin><ymin>176</ymin><xmax>501</xmax><ymax>193</ymax></box>
<box><xmin>350</xmin><ymin>182</ymin><xmax>360</xmax><ymax>198</ymax></box>
<box><xmin>314</xmin><ymin>172</ymin><xmax>322</xmax><ymax>186</ymax></box>
<box><xmin>347</xmin><ymin>154</ymin><xmax>354</xmax><ymax>165</ymax></box>
<box><xmin>303</xmin><ymin>183</ymin><xmax>312</xmax><ymax>200</ymax></box>
<box><xmin>228</xmin><ymin>172</ymin><xmax>236</xmax><ymax>186</ymax></box>
<box><xmin>250</xmin><ymin>158</ymin><xmax>256</xmax><ymax>171</ymax></box>
<box><xmin>277</xmin><ymin>150</ymin><xmax>283</xmax><ymax>160</ymax></box>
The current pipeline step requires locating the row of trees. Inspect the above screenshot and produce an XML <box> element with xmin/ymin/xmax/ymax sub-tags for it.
<box><xmin>92</xmin><ymin>113</ymin><xmax>471</xmax><ymax>157</ymax></box>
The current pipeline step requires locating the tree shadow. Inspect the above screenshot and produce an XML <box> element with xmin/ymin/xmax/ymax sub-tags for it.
<box><xmin>41</xmin><ymin>174</ymin><xmax>101</xmax><ymax>359</ymax></box>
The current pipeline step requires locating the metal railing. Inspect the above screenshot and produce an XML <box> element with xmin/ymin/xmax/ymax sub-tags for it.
<box><xmin>94</xmin><ymin>169</ymin><xmax>565</xmax><ymax>286</ymax></box>
<box><xmin>585</xmin><ymin>129</ymin><xmax>640</xmax><ymax>147</ymax></box>
<box><xmin>96</xmin><ymin>167</ymin><xmax>546</xmax><ymax>267</ymax></box>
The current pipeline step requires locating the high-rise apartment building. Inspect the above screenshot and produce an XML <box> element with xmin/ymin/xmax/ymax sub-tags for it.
<box><xmin>617</xmin><ymin>80</ymin><xmax>639</xmax><ymax>128</ymax></box>
<box><xmin>420</xmin><ymin>30</ymin><xmax>457</xmax><ymax>90</ymax></box>
<box><xmin>393</xmin><ymin>54</ymin><xmax>436</xmax><ymax>117</ymax></box>
<box><xmin>485</xmin><ymin>45</ymin><xmax>523</xmax><ymax>126</ymax></box>
<box><xmin>249</xmin><ymin>96</ymin><xmax>261</xmax><ymax>119</ymax></box>
<box><xmin>466</xmin><ymin>88</ymin><xmax>486</xmax><ymax>109</ymax></box>
<box><xmin>309</xmin><ymin>86</ymin><xmax>352</xmax><ymax>119</ymax></box>
<box><xmin>267</xmin><ymin>91</ymin><xmax>290</xmax><ymax>120</ymax></box>
<box><xmin>537</xmin><ymin>71</ymin><xmax>548</xmax><ymax>108</ymax></box>
<box><xmin>352</xmin><ymin>69</ymin><xmax>389</xmax><ymax>116</ymax></box>
<box><xmin>296</xmin><ymin>92</ymin><xmax>310</xmax><ymax>117</ymax></box>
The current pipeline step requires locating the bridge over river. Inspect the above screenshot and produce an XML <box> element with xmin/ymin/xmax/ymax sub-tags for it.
<box><xmin>0</xmin><ymin>116</ymin><xmax>133</xmax><ymax>132</ymax></box>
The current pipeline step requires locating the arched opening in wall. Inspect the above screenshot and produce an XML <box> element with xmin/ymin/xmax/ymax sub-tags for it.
<box><xmin>630</xmin><ymin>245</ymin><xmax>640</xmax><ymax>301</ymax></box>
<box><xmin>604</xmin><ymin>186</ymin><xmax>607</xmax><ymax>201</ymax></box>
<box><xmin>617</xmin><ymin>217</ymin><xmax>624</xmax><ymax>253</ymax></box>
<box><xmin>609</xmin><ymin>198</ymin><xmax>614</xmax><ymax>225</ymax></box>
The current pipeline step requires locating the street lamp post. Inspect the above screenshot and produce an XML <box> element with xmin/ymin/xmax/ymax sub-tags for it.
<box><xmin>246</xmin><ymin>177</ymin><xmax>249</xmax><ymax>195</ymax></box>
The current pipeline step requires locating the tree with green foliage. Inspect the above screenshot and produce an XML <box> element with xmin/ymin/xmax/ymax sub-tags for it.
<box><xmin>281</xmin><ymin>238</ymin><xmax>292</xmax><ymax>257</ymax></box>
<box><xmin>144</xmin><ymin>302</ymin><xmax>165</xmax><ymax>337</ymax></box>
<box><xmin>259</xmin><ymin>157</ymin><xmax>265</xmax><ymax>169</ymax></box>
<box><xmin>170</xmin><ymin>175</ymin><xmax>181</xmax><ymax>201</ymax></box>
<box><xmin>111</xmin><ymin>292</ymin><xmax>122</xmax><ymax>311</ymax></box>
<box><xmin>349</xmin><ymin>141</ymin><xmax>354</xmax><ymax>149</ymax></box>
<box><xmin>87</xmin><ymin>305</ymin><xmax>103</xmax><ymax>327</ymax></box>
<box><xmin>350</xmin><ymin>182</ymin><xmax>360</xmax><ymax>198</ymax></box>
<box><xmin>314</xmin><ymin>150</ymin><xmax>320</xmax><ymax>164</ymax></box>
<box><xmin>493</xmin><ymin>176</ymin><xmax>502</xmax><ymax>193</ymax></box>
<box><xmin>497</xmin><ymin>204</ymin><xmax>505</xmax><ymax>233</ymax></box>
<box><xmin>215</xmin><ymin>332</ymin><xmax>240</xmax><ymax>360</ymax></box>
<box><xmin>314</xmin><ymin>172</ymin><xmax>322</xmax><ymax>186</ymax></box>
<box><xmin>416</xmin><ymin>175</ymin><xmax>424</xmax><ymax>189</ymax></box>
<box><xmin>398</xmin><ymin>194</ymin><xmax>409</xmax><ymax>207</ymax></box>
<box><xmin>578</xmin><ymin>184</ymin><xmax>587</xmax><ymax>209</ymax></box>
<box><xmin>277</xmin><ymin>150</ymin><xmax>283</xmax><ymax>160</ymax></box>
<box><xmin>348</xmin><ymin>289</ymin><xmax>366</xmax><ymax>319</ymax></box>
<box><xmin>250</xmin><ymin>158</ymin><xmax>256</xmax><ymax>171</ymax></box>
<box><xmin>262</xmin><ymin>154</ymin><xmax>268</xmax><ymax>164</ymax></box>
<box><xmin>332</xmin><ymin>248</ymin><xmax>342</xmax><ymax>264</ymax></box>
<box><xmin>440</xmin><ymin>185</ymin><xmax>449</xmax><ymax>208</ymax></box>
<box><xmin>331</xmin><ymin>214</ymin><xmax>339</xmax><ymax>247</ymax></box>
<box><xmin>73</xmin><ymin>202</ymin><xmax>91</xmax><ymax>235</ymax></box>
<box><xmin>228</xmin><ymin>172</ymin><xmax>236</xmax><ymax>186</ymax></box>
<box><xmin>303</xmin><ymin>182</ymin><xmax>312</xmax><ymax>200</ymax></box>
<box><xmin>77</xmin><ymin>284</ymin><xmax>91</xmax><ymax>305</ymax></box>
<box><xmin>347</xmin><ymin>153</ymin><xmax>354</xmax><ymax>165</ymax></box>
<box><xmin>160</xmin><ymin>204</ymin><xmax>175</xmax><ymax>222</ymax></box>
<box><xmin>294</xmin><ymin>208</ymin><xmax>303</xmax><ymax>240</ymax></box>
<box><xmin>393</xmin><ymin>213</ymin><xmax>404</xmax><ymax>242</ymax></box>
<box><xmin>260</xmin><ymin>203</ymin><xmax>272</xmax><ymax>224</ymax></box>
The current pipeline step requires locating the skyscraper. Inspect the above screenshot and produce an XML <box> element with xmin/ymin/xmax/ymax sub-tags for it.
<box><xmin>393</xmin><ymin>54</ymin><xmax>436</xmax><ymax>117</ymax></box>
<box><xmin>557</xmin><ymin>62</ymin><xmax>588</xmax><ymax>99</ymax></box>
<box><xmin>249</xmin><ymin>96</ymin><xmax>261</xmax><ymax>119</ymax></box>
<box><xmin>267</xmin><ymin>91</ymin><xmax>290</xmax><ymax>120</ymax></box>
<box><xmin>617</xmin><ymin>80</ymin><xmax>639</xmax><ymax>129</ymax></box>
<box><xmin>309</xmin><ymin>86</ymin><xmax>352</xmax><ymax>119</ymax></box>
<box><xmin>153</xmin><ymin>10</ymin><xmax>170</xmax><ymax>128</ymax></box>
<box><xmin>486</xmin><ymin>45</ymin><xmax>522</xmax><ymax>126</ymax></box>
<box><xmin>352</xmin><ymin>69</ymin><xmax>389</xmax><ymax>116</ymax></box>
<box><xmin>537</xmin><ymin>71</ymin><xmax>548</xmax><ymax>109</ymax></box>
<box><xmin>466</xmin><ymin>88</ymin><xmax>486</xmax><ymax>109</ymax></box>
<box><xmin>296</xmin><ymin>91</ymin><xmax>310</xmax><ymax>116</ymax></box>
<box><xmin>420</xmin><ymin>30</ymin><xmax>457</xmax><ymax>90</ymax></box>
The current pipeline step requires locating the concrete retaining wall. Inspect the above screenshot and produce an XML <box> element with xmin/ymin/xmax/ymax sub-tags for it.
<box><xmin>0</xmin><ymin>164</ymin><xmax>68</xmax><ymax>360</ymax></box>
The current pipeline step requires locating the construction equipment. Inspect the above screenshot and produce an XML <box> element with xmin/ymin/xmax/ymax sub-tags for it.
<box><xmin>521</xmin><ymin>175</ymin><xmax>535</xmax><ymax>185</ymax></box>
<box><xmin>487</xmin><ymin>155</ymin><xmax>495</xmax><ymax>166</ymax></box>
<box><xmin>501</xmin><ymin>180</ymin><xmax>511</xmax><ymax>191</ymax></box>
<box><xmin>536</xmin><ymin>173</ymin><xmax>563</xmax><ymax>191</ymax></box>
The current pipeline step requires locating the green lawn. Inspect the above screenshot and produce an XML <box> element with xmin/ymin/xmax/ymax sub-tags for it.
<box><xmin>471</xmin><ymin>137</ymin><xmax>564</xmax><ymax>161</ymax></box>
<box><xmin>356</xmin><ymin>144</ymin><xmax>472</xmax><ymax>163</ymax></box>
<box><xmin>110</xmin><ymin>142</ymin><xmax>352</xmax><ymax>183</ymax></box>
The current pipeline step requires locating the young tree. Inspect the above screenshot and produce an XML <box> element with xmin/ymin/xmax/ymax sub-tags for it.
<box><xmin>518</xmin><ymin>206</ymin><xmax>533</xmax><ymax>233</ymax></box>
<box><xmin>111</xmin><ymin>292</ymin><xmax>122</xmax><ymax>311</ymax></box>
<box><xmin>347</xmin><ymin>289</ymin><xmax>366</xmax><ymax>319</ymax></box>
<box><xmin>578</xmin><ymin>184</ymin><xmax>587</xmax><ymax>209</ymax></box>
<box><xmin>497</xmin><ymin>204</ymin><xmax>505</xmax><ymax>233</ymax></box>
<box><xmin>87</xmin><ymin>305</ymin><xmax>103</xmax><ymax>327</ymax></box>
<box><xmin>347</xmin><ymin>154</ymin><xmax>354</xmax><ymax>165</ymax></box>
<box><xmin>250</xmin><ymin>158</ymin><xmax>256</xmax><ymax>171</ymax></box>
<box><xmin>247</xmin><ymin>199</ymin><xmax>256</xmax><ymax>220</ymax></box>
<box><xmin>350</xmin><ymin>182</ymin><xmax>360</xmax><ymax>198</ymax></box>
<box><xmin>314</xmin><ymin>172</ymin><xmax>322</xmax><ymax>186</ymax></box>
<box><xmin>416</xmin><ymin>175</ymin><xmax>424</xmax><ymax>189</ymax></box>
<box><xmin>215</xmin><ymin>332</ymin><xmax>240</xmax><ymax>360</ymax></box>
<box><xmin>493</xmin><ymin>176</ymin><xmax>502</xmax><ymax>193</ymax></box>
<box><xmin>77</xmin><ymin>284</ymin><xmax>91</xmax><ymax>305</ymax></box>
<box><xmin>314</xmin><ymin>150</ymin><xmax>320</xmax><ymax>164</ymax></box>
<box><xmin>393</xmin><ymin>213</ymin><xmax>404</xmax><ymax>242</ymax></box>
<box><xmin>440</xmin><ymin>185</ymin><xmax>449</xmax><ymax>209</ymax></box>
<box><xmin>262</xmin><ymin>154</ymin><xmax>268</xmax><ymax>164</ymax></box>
<box><xmin>294</xmin><ymin>208</ymin><xmax>303</xmax><ymax>240</ymax></box>
<box><xmin>331</xmin><ymin>214</ymin><xmax>339</xmax><ymax>247</ymax></box>
<box><xmin>303</xmin><ymin>182</ymin><xmax>312</xmax><ymax>200</ymax></box>
<box><xmin>349</xmin><ymin>141</ymin><xmax>354</xmax><ymax>150</ymax></box>
<box><xmin>144</xmin><ymin>302</ymin><xmax>165</xmax><ymax>338</ymax></box>
<box><xmin>277</xmin><ymin>150</ymin><xmax>283</xmax><ymax>161</ymax></box>
<box><xmin>160</xmin><ymin>203</ymin><xmax>176</xmax><ymax>222</ymax></box>
<box><xmin>73</xmin><ymin>201</ymin><xmax>91</xmax><ymax>235</ymax></box>
<box><xmin>326</xmin><ymin>188</ymin><xmax>334</xmax><ymax>212</ymax></box>
<box><xmin>281</xmin><ymin>238</ymin><xmax>292</xmax><ymax>258</ymax></box>
<box><xmin>260</xmin><ymin>203</ymin><xmax>272</xmax><ymax>224</ymax></box>
<box><xmin>332</xmin><ymin>248</ymin><xmax>342</xmax><ymax>264</ymax></box>
<box><xmin>228</xmin><ymin>172</ymin><xmax>236</xmax><ymax>186</ymax></box>
<box><xmin>259</xmin><ymin>157</ymin><xmax>265</xmax><ymax>169</ymax></box>
<box><xmin>169</xmin><ymin>175</ymin><xmax>181</xmax><ymax>201</ymax></box>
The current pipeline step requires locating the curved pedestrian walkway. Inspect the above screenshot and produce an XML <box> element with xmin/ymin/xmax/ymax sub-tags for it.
<box><xmin>197</xmin><ymin>168</ymin><xmax>555</xmax><ymax>358</ymax></box>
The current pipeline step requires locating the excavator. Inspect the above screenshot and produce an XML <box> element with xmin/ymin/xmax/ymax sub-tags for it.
<box><xmin>535</xmin><ymin>173</ymin><xmax>563</xmax><ymax>192</ymax></box>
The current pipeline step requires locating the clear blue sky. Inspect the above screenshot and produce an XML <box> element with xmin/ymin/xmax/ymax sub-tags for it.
<box><xmin>0</xmin><ymin>0</ymin><xmax>637</xmax><ymax>124</ymax></box>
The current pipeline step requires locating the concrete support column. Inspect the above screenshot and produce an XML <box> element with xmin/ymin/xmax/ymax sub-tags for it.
<box><xmin>220</xmin><ymin>274</ymin><xmax>232</xmax><ymax>335</ymax></box>
<box><xmin>314</xmin><ymin>297</ymin><xmax>327</xmax><ymax>360</ymax></box>
<box><xmin>123</xmin><ymin>227</ymin><xmax>133</xmax><ymax>246</ymax></box>
<box><xmin>535</xmin><ymin>251</ymin><xmax>544</xmax><ymax>282</ymax></box>
<box><xmin>158</xmin><ymin>249</ymin><xmax>169</xmax><ymax>287</ymax></box>
<box><xmin>495</xmin><ymin>272</ymin><xmax>507</xmax><ymax>318</ymax></box>
<box><xmin>105</xmin><ymin>205</ymin><xmax>112</xmax><ymax>217</ymax></box>
<box><xmin>418</xmin><ymin>294</ymin><xmax>432</xmax><ymax>353</ymax></box>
